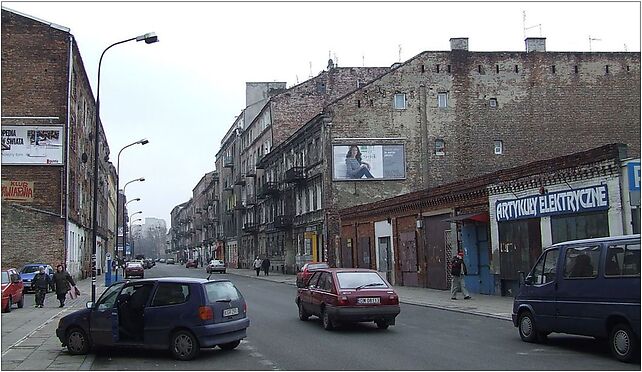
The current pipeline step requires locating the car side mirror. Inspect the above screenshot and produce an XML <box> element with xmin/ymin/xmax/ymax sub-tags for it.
<box><xmin>518</xmin><ymin>271</ymin><xmax>525</xmax><ymax>287</ymax></box>
<box><xmin>86</xmin><ymin>301</ymin><xmax>94</xmax><ymax>309</ymax></box>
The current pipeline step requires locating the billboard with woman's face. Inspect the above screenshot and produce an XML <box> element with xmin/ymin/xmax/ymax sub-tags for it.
<box><xmin>332</xmin><ymin>144</ymin><xmax>405</xmax><ymax>180</ymax></box>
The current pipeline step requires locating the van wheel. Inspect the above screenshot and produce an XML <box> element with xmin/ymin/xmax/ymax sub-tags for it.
<box><xmin>298</xmin><ymin>302</ymin><xmax>309</xmax><ymax>321</ymax></box>
<box><xmin>610</xmin><ymin>323</ymin><xmax>638</xmax><ymax>363</ymax></box>
<box><xmin>66</xmin><ymin>327</ymin><xmax>91</xmax><ymax>355</ymax></box>
<box><xmin>170</xmin><ymin>330</ymin><xmax>199</xmax><ymax>361</ymax></box>
<box><xmin>518</xmin><ymin>311</ymin><xmax>540</xmax><ymax>343</ymax></box>
<box><xmin>218</xmin><ymin>340</ymin><xmax>240</xmax><ymax>350</ymax></box>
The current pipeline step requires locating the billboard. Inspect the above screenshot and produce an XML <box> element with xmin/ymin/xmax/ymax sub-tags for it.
<box><xmin>333</xmin><ymin>144</ymin><xmax>405</xmax><ymax>180</ymax></box>
<box><xmin>1</xmin><ymin>180</ymin><xmax>34</xmax><ymax>202</ymax></box>
<box><xmin>1</xmin><ymin>125</ymin><xmax>64</xmax><ymax>165</ymax></box>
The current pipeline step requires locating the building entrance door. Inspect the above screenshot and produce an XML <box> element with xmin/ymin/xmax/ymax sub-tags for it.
<box><xmin>378</xmin><ymin>237</ymin><xmax>392</xmax><ymax>283</ymax></box>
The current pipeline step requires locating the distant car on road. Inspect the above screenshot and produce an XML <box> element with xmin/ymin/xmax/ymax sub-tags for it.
<box><xmin>124</xmin><ymin>262</ymin><xmax>144</xmax><ymax>279</ymax></box>
<box><xmin>185</xmin><ymin>259</ymin><xmax>198</xmax><ymax>269</ymax></box>
<box><xmin>296</xmin><ymin>268</ymin><xmax>400</xmax><ymax>330</ymax></box>
<box><xmin>206</xmin><ymin>260</ymin><xmax>226</xmax><ymax>274</ymax></box>
<box><xmin>159</xmin><ymin>259</ymin><xmax>166</xmax><ymax>263</ymax></box>
<box><xmin>19</xmin><ymin>264</ymin><xmax>54</xmax><ymax>293</ymax></box>
<box><xmin>166</xmin><ymin>258</ymin><xmax>175</xmax><ymax>265</ymax></box>
<box><xmin>56</xmin><ymin>277</ymin><xmax>250</xmax><ymax>360</ymax></box>
<box><xmin>2</xmin><ymin>268</ymin><xmax>25</xmax><ymax>312</ymax></box>
<box><xmin>296</xmin><ymin>262</ymin><xmax>329</xmax><ymax>287</ymax></box>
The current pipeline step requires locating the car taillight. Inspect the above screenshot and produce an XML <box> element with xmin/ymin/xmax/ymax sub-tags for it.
<box><xmin>198</xmin><ymin>306</ymin><xmax>213</xmax><ymax>321</ymax></box>
<box><xmin>389</xmin><ymin>295</ymin><xmax>399</xmax><ymax>305</ymax></box>
<box><xmin>243</xmin><ymin>302</ymin><xmax>247</xmax><ymax>313</ymax></box>
<box><xmin>338</xmin><ymin>296</ymin><xmax>349</xmax><ymax>306</ymax></box>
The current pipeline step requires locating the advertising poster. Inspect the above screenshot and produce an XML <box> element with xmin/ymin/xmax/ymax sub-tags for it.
<box><xmin>333</xmin><ymin>144</ymin><xmax>405</xmax><ymax>180</ymax></box>
<box><xmin>1</xmin><ymin>180</ymin><xmax>34</xmax><ymax>202</ymax></box>
<box><xmin>1</xmin><ymin>125</ymin><xmax>64</xmax><ymax>165</ymax></box>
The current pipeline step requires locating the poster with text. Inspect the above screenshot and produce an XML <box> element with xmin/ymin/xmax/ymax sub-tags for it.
<box><xmin>333</xmin><ymin>144</ymin><xmax>405</xmax><ymax>180</ymax></box>
<box><xmin>1</xmin><ymin>125</ymin><xmax>64</xmax><ymax>165</ymax></box>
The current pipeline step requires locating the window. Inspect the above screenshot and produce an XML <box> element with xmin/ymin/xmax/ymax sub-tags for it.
<box><xmin>152</xmin><ymin>283</ymin><xmax>190</xmax><ymax>306</ymax></box>
<box><xmin>435</xmin><ymin>139</ymin><xmax>445</xmax><ymax>156</ymax></box>
<box><xmin>95</xmin><ymin>282</ymin><xmax>125</xmax><ymax>310</ymax></box>
<box><xmin>494</xmin><ymin>140</ymin><xmax>503</xmax><ymax>155</ymax></box>
<box><xmin>551</xmin><ymin>211</ymin><xmax>609</xmax><ymax>244</ymax></box>
<box><xmin>204</xmin><ymin>281</ymin><xmax>241</xmax><ymax>302</ymax></box>
<box><xmin>529</xmin><ymin>248</ymin><xmax>559</xmax><ymax>285</ymax></box>
<box><xmin>437</xmin><ymin>92</ymin><xmax>448</xmax><ymax>108</ymax></box>
<box><xmin>489</xmin><ymin>98</ymin><xmax>498</xmax><ymax>108</ymax></box>
<box><xmin>605</xmin><ymin>243</ymin><xmax>641</xmax><ymax>277</ymax></box>
<box><xmin>336</xmin><ymin>272</ymin><xmax>387</xmax><ymax>289</ymax></box>
<box><xmin>563</xmin><ymin>246</ymin><xmax>600</xmax><ymax>279</ymax></box>
<box><xmin>394</xmin><ymin>93</ymin><xmax>406</xmax><ymax>109</ymax></box>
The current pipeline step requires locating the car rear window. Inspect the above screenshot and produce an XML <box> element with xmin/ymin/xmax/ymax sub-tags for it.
<box><xmin>204</xmin><ymin>281</ymin><xmax>241</xmax><ymax>303</ymax></box>
<box><xmin>336</xmin><ymin>272</ymin><xmax>388</xmax><ymax>289</ymax></box>
<box><xmin>1</xmin><ymin>272</ymin><xmax>9</xmax><ymax>284</ymax></box>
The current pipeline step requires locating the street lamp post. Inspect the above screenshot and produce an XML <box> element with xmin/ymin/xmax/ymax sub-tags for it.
<box><xmin>121</xmin><ymin>177</ymin><xmax>144</xmax><ymax>260</ymax></box>
<box><xmin>127</xmin><ymin>211</ymin><xmax>142</xmax><ymax>258</ymax></box>
<box><xmin>129</xmin><ymin>218</ymin><xmax>143</xmax><ymax>257</ymax></box>
<box><xmin>91</xmin><ymin>32</ymin><xmax>158</xmax><ymax>304</ymax></box>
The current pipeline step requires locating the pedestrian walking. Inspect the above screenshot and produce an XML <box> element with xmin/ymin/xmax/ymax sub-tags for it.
<box><xmin>31</xmin><ymin>266</ymin><xmax>53</xmax><ymax>308</ymax></box>
<box><xmin>52</xmin><ymin>264</ymin><xmax>76</xmax><ymax>307</ymax></box>
<box><xmin>450</xmin><ymin>251</ymin><xmax>471</xmax><ymax>300</ymax></box>
<box><xmin>261</xmin><ymin>257</ymin><xmax>271</xmax><ymax>276</ymax></box>
<box><xmin>253</xmin><ymin>256</ymin><xmax>262</xmax><ymax>276</ymax></box>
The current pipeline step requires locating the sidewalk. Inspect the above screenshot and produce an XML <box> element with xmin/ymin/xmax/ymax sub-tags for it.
<box><xmin>226</xmin><ymin>268</ymin><xmax>514</xmax><ymax>322</ymax></box>
<box><xmin>1</xmin><ymin>275</ymin><xmax>108</xmax><ymax>371</ymax></box>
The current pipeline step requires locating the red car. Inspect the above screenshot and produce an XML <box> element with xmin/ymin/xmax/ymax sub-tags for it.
<box><xmin>124</xmin><ymin>262</ymin><xmax>144</xmax><ymax>279</ymax></box>
<box><xmin>296</xmin><ymin>262</ymin><xmax>329</xmax><ymax>287</ymax></box>
<box><xmin>186</xmin><ymin>259</ymin><xmax>198</xmax><ymax>268</ymax></box>
<box><xmin>295</xmin><ymin>268</ymin><xmax>400</xmax><ymax>330</ymax></box>
<box><xmin>2</xmin><ymin>268</ymin><xmax>25</xmax><ymax>312</ymax></box>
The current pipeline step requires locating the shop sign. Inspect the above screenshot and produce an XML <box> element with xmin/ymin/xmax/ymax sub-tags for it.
<box><xmin>496</xmin><ymin>185</ymin><xmax>609</xmax><ymax>222</ymax></box>
<box><xmin>1</xmin><ymin>180</ymin><xmax>34</xmax><ymax>202</ymax></box>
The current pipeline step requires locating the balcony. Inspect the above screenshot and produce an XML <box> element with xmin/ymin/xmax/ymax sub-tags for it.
<box><xmin>243</xmin><ymin>222</ymin><xmax>259</xmax><ymax>233</ymax></box>
<box><xmin>223</xmin><ymin>156</ymin><xmax>234</xmax><ymax>168</ymax></box>
<box><xmin>245</xmin><ymin>195</ymin><xmax>256</xmax><ymax>207</ymax></box>
<box><xmin>256</xmin><ymin>182</ymin><xmax>278</xmax><ymax>199</ymax></box>
<box><xmin>234</xmin><ymin>174</ymin><xmax>246</xmax><ymax>186</ymax></box>
<box><xmin>274</xmin><ymin>215</ymin><xmax>293</xmax><ymax>229</ymax></box>
<box><xmin>246</xmin><ymin>168</ymin><xmax>256</xmax><ymax>178</ymax></box>
<box><xmin>234</xmin><ymin>201</ymin><xmax>246</xmax><ymax>210</ymax></box>
<box><xmin>255</xmin><ymin>154</ymin><xmax>265</xmax><ymax>169</ymax></box>
<box><xmin>223</xmin><ymin>183</ymin><xmax>234</xmax><ymax>192</ymax></box>
<box><xmin>285</xmin><ymin>167</ymin><xmax>306</xmax><ymax>183</ymax></box>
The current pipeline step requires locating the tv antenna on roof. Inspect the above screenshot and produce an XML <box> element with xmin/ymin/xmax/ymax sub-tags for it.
<box><xmin>522</xmin><ymin>11</ymin><xmax>542</xmax><ymax>38</ymax></box>
<box><xmin>398</xmin><ymin>44</ymin><xmax>402</xmax><ymax>62</ymax></box>
<box><xmin>309</xmin><ymin>61</ymin><xmax>313</xmax><ymax>78</ymax></box>
<box><xmin>589</xmin><ymin>35</ymin><xmax>602</xmax><ymax>52</ymax></box>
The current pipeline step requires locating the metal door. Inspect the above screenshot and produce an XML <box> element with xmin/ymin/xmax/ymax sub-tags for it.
<box><xmin>399</xmin><ymin>232</ymin><xmax>418</xmax><ymax>286</ymax></box>
<box><xmin>358</xmin><ymin>237</ymin><xmax>371</xmax><ymax>268</ymax></box>
<box><xmin>341</xmin><ymin>238</ymin><xmax>353</xmax><ymax>268</ymax></box>
<box><xmin>378</xmin><ymin>237</ymin><xmax>392</xmax><ymax>283</ymax></box>
<box><xmin>425</xmin><ymin>215</ymin><xmax>450</xmax><ymax>290</ymax></box>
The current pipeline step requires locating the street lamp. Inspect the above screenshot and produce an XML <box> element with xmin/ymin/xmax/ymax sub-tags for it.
<box><xmin>122</xmin><ymin>178</ymin><xmax>144</xmax><ymax>261</ymax></box>
<box><xmin>91</xmin><ymin>32</ymin><xmax>158</xmax><ymax>303</ymax></box>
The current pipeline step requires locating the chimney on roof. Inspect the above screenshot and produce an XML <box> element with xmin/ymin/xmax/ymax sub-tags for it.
<box><xmin>525</xmin><ymin>37</ymin><xmax>546</xmax><ymax>52</ymax></box>
<box><xmin>450</xmin><ymin>38</ymin><xmax>469</xmax><ymax>51</ymax></box>
<box><xmin>327</xmin><ymin>59</ymin><xmax>335</xmax><ymax>70</ymax></box>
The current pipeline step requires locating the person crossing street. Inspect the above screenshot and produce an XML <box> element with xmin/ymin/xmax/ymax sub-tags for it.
<box><xmin>31</xmin><ymin>266</ymin><xmax>53</xmax><ymax>308</ymax></box>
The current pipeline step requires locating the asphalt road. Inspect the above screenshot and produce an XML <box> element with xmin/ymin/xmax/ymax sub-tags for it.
<box><xmin>87</xmin><ymin>263</ymin><xmax>637</xmax><ymax>370</ymax></box>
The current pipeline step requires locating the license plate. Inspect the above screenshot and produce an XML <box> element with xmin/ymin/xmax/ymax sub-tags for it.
<box><xmin>223</xmin><ymin>307</ymin><xmax>239</xmax><ymax>317</ymax></box>
<box><xmin>357</xmin><ymin>297</ymin><xmax>380</xmax><ymax>304</ymax></box>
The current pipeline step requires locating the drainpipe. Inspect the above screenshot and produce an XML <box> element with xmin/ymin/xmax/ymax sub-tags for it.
<box><xmin>64</xmin><ymin>34</ymin><xmax>73</xmax><ymax>268</ymax></box>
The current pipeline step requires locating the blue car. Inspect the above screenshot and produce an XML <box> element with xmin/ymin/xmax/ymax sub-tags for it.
<box><xmin>19</xmin><ymin>264</ymin><xmax>54</xmax><ymax>293</ymax></box>
<box><xmin>56</xmin><ymin>277</ymin><xmax>250</xmax><ymax>360</ymax></box>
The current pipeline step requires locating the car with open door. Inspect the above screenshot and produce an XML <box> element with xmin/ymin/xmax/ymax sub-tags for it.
<box><xmin>55</xmin><ymin>277</ymin><xmax>250</xmax><ymax>360</ymax></box>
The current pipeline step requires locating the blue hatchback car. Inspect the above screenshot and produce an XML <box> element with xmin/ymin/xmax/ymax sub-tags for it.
<box><xmin>19</xmin><ymin>264</ymin><xmax>54</xmax><ymax>293</ymax></box>
<box><xmin>56</xmin><ymin>277</ymin><xmax>250</xmax><ymax>360</ymax></box>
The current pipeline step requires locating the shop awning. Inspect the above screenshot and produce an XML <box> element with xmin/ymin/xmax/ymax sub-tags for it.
<box><xmin>443</xmin><ymin>212</ymin><xmax>489</xmax><ymax>223</ymax></box>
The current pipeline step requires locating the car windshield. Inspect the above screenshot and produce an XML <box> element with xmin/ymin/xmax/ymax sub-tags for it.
<box><xmin>204</xmin><ymin>281</ymin><xmax>241</xmax><ymax>302</ymax></box>
<box><xmin>308</xmin><ymin>263</ymin><xmax>329</xmax><ymax>270</ymax></box>
<box><xmin>20</xmin><ymin>266</ymin><xmax>40</xmax><ymax>274</ymax></box>
<box><xmin>1</xmin><ymin>272</ymin><xmax>9</xmax><ymax>284</ymax></box>
<box><xmin>336</xmin><ymin>272</ymin><xmax>388</xmax><ymax>289</ymax></box>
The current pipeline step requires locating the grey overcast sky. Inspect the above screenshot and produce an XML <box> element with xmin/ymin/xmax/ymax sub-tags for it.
<box><xmin>3</xmin><ymin>1</ymin><xmax>640</xmax><ymax>227</ymax></box>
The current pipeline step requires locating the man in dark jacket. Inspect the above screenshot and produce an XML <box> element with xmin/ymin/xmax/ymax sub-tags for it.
<box><xmin>52</xmin><ymin>264</ymin><xmax>76</xmax><ymax>307</ymax></box>
<box><xmin>450</xmin><ymin>252</ymin><xmax>471</xmax><ymax>300</ymax></box>
<box><xmin>31</xmin><ymin>266</ymin><xmax>53</xmax><ymax>308</ymax></box>
<box><xmin>261</xmin><ymin>257</ymin><xmax>271</xmax><ymax>276</ymax></box>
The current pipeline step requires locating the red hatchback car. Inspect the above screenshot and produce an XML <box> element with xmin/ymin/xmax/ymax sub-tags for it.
<box><xmin>296</xmin><ymin>262</ymin><xmax>329</xmax><ymax>287</ymax></box>
<box><xmin>2</xmin><ymin>268</ymin><xmax>25</xmax><ymax>312</ymax></box>
<box><xmin>295</xmin><ymin>268</ymin><xmax>400</xmax><ymax>330</ymax></box>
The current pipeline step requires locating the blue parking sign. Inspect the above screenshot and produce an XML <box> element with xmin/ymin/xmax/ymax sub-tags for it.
<box><xmin>628</xmin><ymin>162</ymin><xmax>641</xmax><ymax>191</ymax></box>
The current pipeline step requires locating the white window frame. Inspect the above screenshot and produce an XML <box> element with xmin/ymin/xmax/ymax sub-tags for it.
<box><xmin>393</xmin><ymin>93</ymin><xmax>406</xmax><ymax>110</ymax></box>
<box><xmin>489</xmin><ymin>98</ymin><xmax>498</xmax><ymax>108</ymax></box>
<box><xmin>494</xmin><ymin>140</ymin><xmax>503</xmax><ymax>155</ymax></box>
<box><xmin>435</xmin><ymin>139</ymin><xmax>445</xmax><ymax>156</ymax></box>
<box><xmin>437</xmin><ymin>92</ymin><xmax>448</xmax><ymax>108</ymax></box>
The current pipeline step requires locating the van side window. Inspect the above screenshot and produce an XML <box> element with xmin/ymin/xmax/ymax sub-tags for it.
<box><xmin>530</xmin><ymin>248</ymin><xmax>559</xmax><ymax>285</ymax></box>
<box><xmin>564</xmin><ymin>246</ymin><xmax>600</xmax><ymax>279</ymax></box>
<box><xmin>605</xmin><ymin>243</ymin><xmax>641</xmax><ymax>277</ymax></box>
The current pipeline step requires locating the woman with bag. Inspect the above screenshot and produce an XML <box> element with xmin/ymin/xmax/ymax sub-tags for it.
<box><xmin>52</xmin><ymin>264</ymin><xmax>76</xmax><ymax>307</ymax></box>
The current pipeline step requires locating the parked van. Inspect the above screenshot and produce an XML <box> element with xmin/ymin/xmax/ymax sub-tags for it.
<box><xmin>513</xmin><ymin>234</ymin><xmax>640</xmax><ymax>363</ymax></box>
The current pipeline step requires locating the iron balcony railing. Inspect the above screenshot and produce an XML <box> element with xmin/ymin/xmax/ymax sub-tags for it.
<box><xmin>285</xmin><ymin>167</ymin><xmax>306</xmax><ymax>183</ymax></box>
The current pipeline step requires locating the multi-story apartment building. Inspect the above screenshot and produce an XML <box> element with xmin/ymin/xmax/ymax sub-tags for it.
<box><xmin>1</xmin><ymin>8</ymin><xmax>115</xmax><ymax>279</ymax></box>
<box><xmin>254</xmin><ymin>37</ymin><xmax>640</xmax><ymax>280</ymax></box>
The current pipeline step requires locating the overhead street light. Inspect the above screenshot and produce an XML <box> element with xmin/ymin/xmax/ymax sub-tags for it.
<box><xmin>122</xmin><ymin>178</ymin><xmax>145</xmax><ymax>261</ymax></box>
<box><xmin>91</xmin><ymin>32</ymin><xmax>158</xmax><ymax>303</ymax></box>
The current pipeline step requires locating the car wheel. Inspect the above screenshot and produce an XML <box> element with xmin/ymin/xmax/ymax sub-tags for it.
<box><xmin>4</xmin><ymin>297</ymin><xmax>12</xmax><ymax>313</ymax></box>
<box><xmin>218</xmin><ymin>340</ymin><xmax>241</xmax><ymax>350</ymax></box>
<box><xmin>375</xmin><ymin>320</ymin><xmax>389</xmax><ymax>330</ymax></box>
<box><xmin>610</xmin><ymin>323</ymin><xmax>638</xmax><ymax>363</ymax></box>
<box><xmin>66</xmin><ymin>327</ymin><xmax>91</xmax><ymax>355</ymax></box>
<box><xmin>17</xmin><ymin>295</ymin><xmax>24</xmax><ymax>309</ymax></box>
<box><xmin>321</xmin><ymin>307</ymin><xmax>333</xmax><ymax>331</ymax></box>
<box><xmin>170</xmin><ymin>330</ymin><xmax>199</xmax><ymax>361</ymax></box>
<box><xmin>518</xmin><ymin>311</ymin><xmax>540</xmax><ymax>343</ymax></box>
<box><xmin>298</xmin><ymin>301</ymin><xmax>309</xmax><ymax>321</ymax></box>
